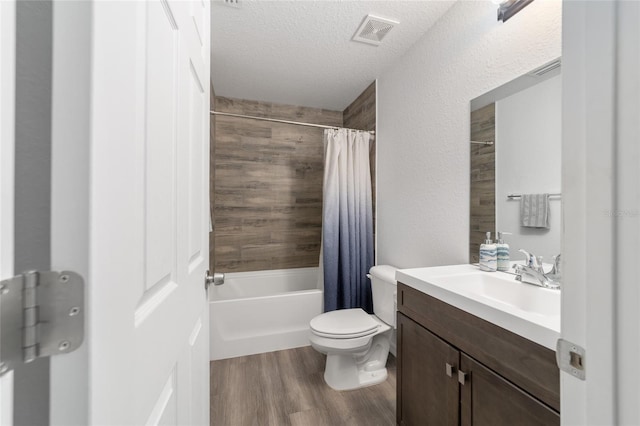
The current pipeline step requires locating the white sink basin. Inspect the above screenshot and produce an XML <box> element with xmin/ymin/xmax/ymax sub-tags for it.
<box><xmin>431</xmin><ymin>272</ymin><xmax>560</xmax><ymax>317</ymax></box>
<box><xmin>396</xmin><ymin>264</ymin><xmax>560</xmax><ymax>349</ymax></box>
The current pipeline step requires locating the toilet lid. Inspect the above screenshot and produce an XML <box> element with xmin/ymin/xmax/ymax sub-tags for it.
<box><xmin>310</xmin><ymin>308</ymin><xmax>380</xmax><ymax>339</ymax></box>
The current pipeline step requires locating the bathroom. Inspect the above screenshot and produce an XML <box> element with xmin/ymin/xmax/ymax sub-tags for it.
<box><xmin>1</xmin><ymin>0</ymin><xmax>638</xmax><ymax>424</ymax></box>
<box><xmin>206</xmin><ymin>0</ymin><xmax>635</xmax><ymax>425</ymax></box>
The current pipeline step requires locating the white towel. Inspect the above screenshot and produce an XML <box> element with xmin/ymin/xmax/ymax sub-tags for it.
<box><xmin>520</xmin><ymin>194</ymin><xmax>550</xmax><ymax>229</ymax></box>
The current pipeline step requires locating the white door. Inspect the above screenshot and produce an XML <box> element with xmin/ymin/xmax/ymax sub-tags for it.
<box><xmin>87</xmin><ymin>1</ymin><xmax>211</xmax><ymax>424</ymax></box>
<box><xmin>562</xmin><ymin>1</ymin><xmax>640</xmax><ymax>425</ymax></box>
<box><xmin>0</xmin><ymin>0</ymin><xmax>16</xmax><ymax>423</ymax></box>
<box><xmin>49</xmin><ymin>0</ymin><xmax>211</xmax><ymax>424</ymax></box>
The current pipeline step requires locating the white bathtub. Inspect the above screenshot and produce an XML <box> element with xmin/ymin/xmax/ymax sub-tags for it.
<box><xmin>209</xmin><ymin>267</ymin><xmax>323</xmax><ymax>360</ymax></box>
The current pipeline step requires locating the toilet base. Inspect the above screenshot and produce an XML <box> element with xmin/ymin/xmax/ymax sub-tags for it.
<box><xmin>322</xmin><ymin>332</ymin><xmax>391</xmax><ymax>391</ymax></box>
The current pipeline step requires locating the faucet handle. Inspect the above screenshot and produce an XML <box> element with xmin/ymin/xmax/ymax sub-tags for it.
<box><xmin>518</xmin><ymin>249</ymin><xmax>545</xmax><ymax>271</ymax></box>
<box><xmin>550</xmin><ymin>254</ymin><xmax>562</xmax><ymax>276</ymax></box>
<box><xmin>518</xmin><ymin>249</ymin><xmax>535</xmax><ymax>267</ymax></box>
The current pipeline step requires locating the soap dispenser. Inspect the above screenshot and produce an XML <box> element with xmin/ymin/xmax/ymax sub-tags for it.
<box><xmin>496</xmin><ymin>232</ymin><xmax>511</xmax><ymax>272</ymax></box>
<box><xmin>479</xmin><ymin>231</ymin><xmax>497</xmax><ymax>272</ymax></box>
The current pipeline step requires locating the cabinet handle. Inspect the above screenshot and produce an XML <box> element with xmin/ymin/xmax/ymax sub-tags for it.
<box><xmin>445</xmin><ymin>363</ymin><xmax>455</xmax><ymax>377</ymax></box>
<box><xmin>458</xmin><ymin>370</ymin><xmax>468</xmax><ymax>385</ymax></box>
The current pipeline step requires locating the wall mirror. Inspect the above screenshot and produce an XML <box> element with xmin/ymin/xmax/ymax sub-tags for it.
<box><xmin>469</xmin><ymin>59</ymin><xmax>561</xmax><ymax>265</ymax></box>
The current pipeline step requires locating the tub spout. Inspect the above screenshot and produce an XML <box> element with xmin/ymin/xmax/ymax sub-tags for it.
<box><xmin>212</xmin><ymin>272</ymin><xmax>225</xmax><ymax>285</ymax></box>
<box><xmin>205</xmin><ymin>271</ymin><xmax>225</xmax><ymax>289</ymax></box>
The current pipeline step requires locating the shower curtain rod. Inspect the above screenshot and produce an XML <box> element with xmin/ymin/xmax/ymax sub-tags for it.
<box><xmin>210</xmin><ymin>110</ymin><xmax>375</xmax><ymax>134</ymax></box>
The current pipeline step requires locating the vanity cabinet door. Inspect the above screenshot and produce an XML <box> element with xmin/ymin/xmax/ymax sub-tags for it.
<box><xmin>397</xmin><ymin>313</ymin><xmax>459</xmax><ymax>426</ymax></box>
<box><xmin>459</xmin><ymin>354</ymin><xmax>559</xmax><ymax>426</ymax></box>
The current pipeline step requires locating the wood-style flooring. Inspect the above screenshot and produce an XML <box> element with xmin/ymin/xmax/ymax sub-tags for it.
<box><xmin>210</xmin><ymin>346</ymin><xmax>396</xmax><ymax>426</ymax></box>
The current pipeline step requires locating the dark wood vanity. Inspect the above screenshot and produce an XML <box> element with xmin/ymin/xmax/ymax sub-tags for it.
<box><xmin>396</xmin><ymin>282</ymin><xmax>560</xmax><ymax>426</ymax></box>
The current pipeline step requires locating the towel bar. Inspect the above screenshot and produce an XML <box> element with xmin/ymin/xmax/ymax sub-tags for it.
<box><xmin>507</xmin><ymin>193</ymin><xmax>561</xmax><ymax>200</ymax></box>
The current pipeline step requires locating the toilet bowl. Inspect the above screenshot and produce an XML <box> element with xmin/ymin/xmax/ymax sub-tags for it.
<box><xmin>309</xmin><ymin>265</ymin><xmax>398</xmax><ymax>391</ymax></box>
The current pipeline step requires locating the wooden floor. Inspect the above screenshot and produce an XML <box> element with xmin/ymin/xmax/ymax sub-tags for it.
<box><xmin>210</xmin><ymin>346</ymin><xmax>396</xmax><ymax>426</ymax></box>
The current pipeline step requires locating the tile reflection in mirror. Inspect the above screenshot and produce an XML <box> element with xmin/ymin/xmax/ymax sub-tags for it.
<box><xmin>470</xmin><ymin>58</ymin><xmax>561</xmax><ymax>264</ymax></box>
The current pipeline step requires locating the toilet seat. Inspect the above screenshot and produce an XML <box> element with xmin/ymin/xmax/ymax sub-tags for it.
<box><xmin>310</xmin><ymin>308</ymin><xmax>380</xmax><ymax>339</ymax></box>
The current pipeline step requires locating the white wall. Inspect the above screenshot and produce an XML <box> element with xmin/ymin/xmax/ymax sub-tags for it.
<box><xmin>495</xmin><ymin>74</ymin><xmax>561</xmax><ymax>262</ymax></box>
<box><xmin>376</xmin><ymin>0</ymin><xmax>561</xmax><ymax>269</ymax></box>
<box><xmin>613</xmin><ymin>3</ymin><xmax>640</xmax><ymax>423</ymax></box>
<box><xmin>0</xmin><ymin>1</ymin><xmax>15</xmax><ymax>423</ymax></box>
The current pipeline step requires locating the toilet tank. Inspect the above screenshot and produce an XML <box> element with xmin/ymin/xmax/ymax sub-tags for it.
<box><xmin>369</xmin><ymin>265</ymin><xmax>398</xmax><ymax>327</ymax></box>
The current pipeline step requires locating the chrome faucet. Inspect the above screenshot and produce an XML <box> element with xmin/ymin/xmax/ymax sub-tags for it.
<box><xmin>548</xmin><ymin>254</ymin><xmax>562</xmax><ymax>281</ymax></box>
<box><xmin>512</xmin><ymin>249</ymin><xmax>561</xmax><ymax>290</ymax></box>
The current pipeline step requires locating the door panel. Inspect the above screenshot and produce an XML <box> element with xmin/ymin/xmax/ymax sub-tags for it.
<box><xmin>143</xmin><ymin>0</ymin><xmax>178</xmax><ymax>295</ymax></box>
<box><xmin>87</xmin><ymin>0</ymin><xmax>210</xmax><ymax>424</ymax></box>
<box><xmin>461</xmin><ymin>354</ymin><xmax>559</xmax><ymax>426</ymax></box>
<box><xmin>187</xmin><ymin>61</ymin><xmax>206</xmax><ymax>272</ymax></box>
<box><xmin>190</xmin><ymin>0</ymin><xmax>206</xmax><ymax>59</ymax></box>
<box><xmin>147</xmin><ymin>370</ymin><xmax>178</xmax><ymax>426</ymax></box>
<box><xmin>397</xmin><ymin>313</ymin><xmax>459</xmax><ymax>426</ymax></box>
<box><xmin>187</xmin><ymin>317</ymin><xmax>209</xmax><ymax>426</ymax></box>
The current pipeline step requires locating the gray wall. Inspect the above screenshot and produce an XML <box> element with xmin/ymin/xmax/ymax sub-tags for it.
<box><xmin>49</xmin><ymin>2</ymin><xmax>91</xmax><ymax>424</ymax></box>
<box><xmin>14</xmin><ymin>1</ymin><xmax>52</xmax><ymax>424</ymax></box>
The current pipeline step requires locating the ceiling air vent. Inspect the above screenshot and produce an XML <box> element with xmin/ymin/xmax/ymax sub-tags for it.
<box><xmin>352</xmin><ymin>15</ymin><xmax>399</xmax><ymax>46</ymax></box>
<box><xmin>223</xmin><ymin>0</ymin><xmax>241</xmax><ymax>9</ymax></box>
<box><xmin>530</xmin><ymin>59</ymin><xmax>561</xmax><ymax>77</ymax></box>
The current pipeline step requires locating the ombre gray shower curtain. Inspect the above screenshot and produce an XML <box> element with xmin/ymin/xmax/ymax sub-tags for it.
<box><xmin>322</xmin><ymin>128</ymin><xmax>374</xmax><ymax>313</ymax></box>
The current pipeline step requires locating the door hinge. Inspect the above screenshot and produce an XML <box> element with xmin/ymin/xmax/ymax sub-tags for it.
<box><xmin>556</xmin><ymin>338</ymin><xmax>586</xmax><ymax>380</ymax></box>
<box><xmin>0</xmin><ymin>270</ymin><xmax>84</xmax><ymax>376</ymax></box>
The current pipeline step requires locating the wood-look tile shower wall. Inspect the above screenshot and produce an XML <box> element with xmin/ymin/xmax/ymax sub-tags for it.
<box><xmin>343</xmin><ymin>82</ymin><xmax>376</xmax><ymax>132</ymax></box>
<box><xmin>469</xmin><ymin>103</ymin><xmax>496</xmax><ymax>263</ymax></box>
<box><xmin>343</xmin><ymin>82</ymin><xmax>377</xmax><ymax>233</ymax></box>
<box><xmin>213</xmin><ymin>97</ymin><xmax>342</xmax><ymax>272</ymax></box>
<box><xmin>213</xmin><ymin>83</ymin><xmax>376</xmax><ymax>273</ymax></box>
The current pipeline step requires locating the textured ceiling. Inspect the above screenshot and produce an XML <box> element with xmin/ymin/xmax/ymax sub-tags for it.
<box><xmin>210</xmin><ymin>0</ymin><xmax>456</xmax><ymax>111</ymax></box>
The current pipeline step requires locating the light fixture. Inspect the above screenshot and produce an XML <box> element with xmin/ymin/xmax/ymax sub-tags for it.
<box><xmin>496</xmin><ymin>0</ymin><xmax>535</xmax><ymax>22</ymax></box>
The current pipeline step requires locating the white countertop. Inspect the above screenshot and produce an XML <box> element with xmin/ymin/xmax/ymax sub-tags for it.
<box><xmin>396</xmin><ymin>264</ymin><xmax>560</xmax><ymax>350</ymax></box>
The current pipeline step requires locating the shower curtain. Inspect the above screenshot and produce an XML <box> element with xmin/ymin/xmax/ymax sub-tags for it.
<box><xmin>322</xmin><ymin>128</ymin><xmax>374</xmax><ymax>313</ymax></box>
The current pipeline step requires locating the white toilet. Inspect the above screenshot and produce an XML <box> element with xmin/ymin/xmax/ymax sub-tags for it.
<box><xmin>309</xmin><ymin>265</ymin><xmax>398</xmax><ymax>391</ymax></box>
